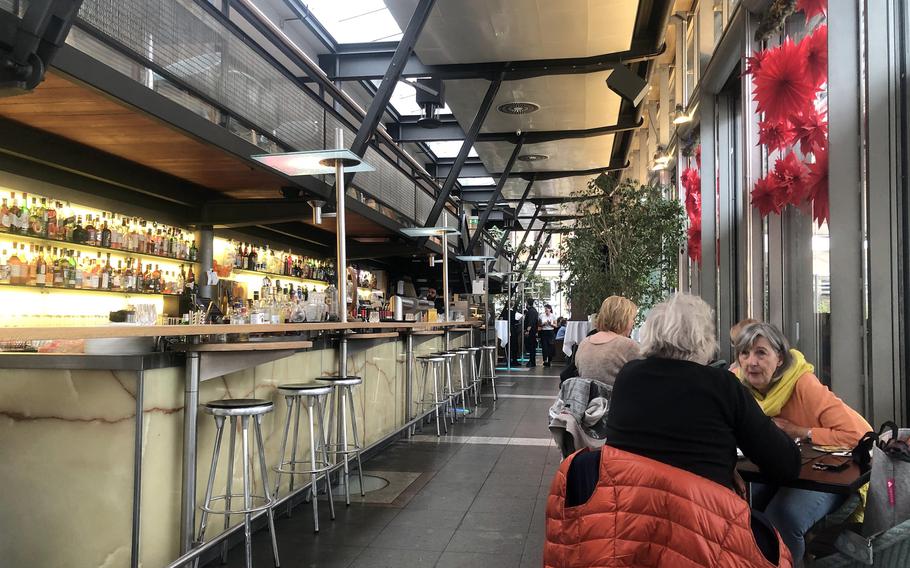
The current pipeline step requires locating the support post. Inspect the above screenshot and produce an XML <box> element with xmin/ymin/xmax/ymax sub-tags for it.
<box><xmin>466</xmin><ymin>137</ymin><xmax>525</xmax><ymax>253</ymax></box>
<box><xmin>180</xmin><ymin>349</ymin><xmax>201</xmax><ymax>564</ymax></box>
<box><xmin>512</xmin><ymin>204</ymin><xmax>542</xmax><ymax>260</ymax></box>
<box><xmin>196</xmin><ymin>225</ymin><xmax>214</xmax><ymax>299</ymax></box>
<box><xmin>131</xmin><ymin>370</ymin><xmax>145</xmax><ymax>568</ymax></box>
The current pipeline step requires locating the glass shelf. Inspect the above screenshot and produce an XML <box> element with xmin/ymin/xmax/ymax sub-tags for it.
<box><xmin>0</xmin><ymin>231</ymin><xmax>199</xmax><ymax>266</ymax></box>
<box><xmin>0</xmin><ymin>281</ymin><xmax>180</xmax><ymax>297</ymax></box>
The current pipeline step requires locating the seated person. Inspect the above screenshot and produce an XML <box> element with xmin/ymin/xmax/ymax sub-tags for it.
<box><xmin>545</xmin><ymin>293</ymin><xmax>800</xmax><ymax>567</ymax></box>
<box><xmin>734</xmin><ymin>322</ymin><xmax>872</xmax><ymax>563</ymax></box>
<box><xmin>573</xmin><ymin>295</ymin><xmax>640</xmax><ymax>386</ymax></box>
<box><xmin>555</xmin><ymin>317</ymin><xmax>567</xmax><ymax>340</ymax></box>
<box><xmin>728</xmin><ymin>317</ymin><xmax>759</xmax><ymax>371</ymax></box>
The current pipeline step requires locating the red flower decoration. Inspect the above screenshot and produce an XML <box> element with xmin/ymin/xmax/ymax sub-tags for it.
<box><xmin>687</xmin><ymin>222</ymin><xmax>702</xmax><ymax>263</ymax></box>
<box><xmin>772</xmin><ymin>152</ymin><xmax>811</xmax><ymax>205</ymax></box>
<box><xmin>753</xmin><ymin>38</ymin><xmax>818</xmax><ymax>124</ymax></box>
<box><xmin>802</xmin><ymin>25</ymin><xmax>828</xmax><ymax>88</ymax></box>
<box><xmin>695</xmin><ymin>144</ymin><xmax>702</xmax><ymax>168</ymax></box>
<box><xmin>807</xmin><ymin>147</ymin><xmax>829</xmax><ymax>226</ymax></box>
<box><xmin>744</xmin><ymin>50</ymin><xmax>768</xmax><ymax>77</ymax></box>
<box><xmin>790</xmin><ymin>108</ymin><xmax>828</xmax><ymax>155</ymax></box>
<box><xmin>758</xmin><ymin>120</ymin><xmax>796</xmax><ymax>153</ymax></box>
<box><xmin>752</xmin><ymin>175</ymin><xmax>787</xmax><ymax>217</ymax></box>
<box><xmin>797</xmin><ymin>0</ymin><xmax>827</xmax><ymax>20</ymax></box>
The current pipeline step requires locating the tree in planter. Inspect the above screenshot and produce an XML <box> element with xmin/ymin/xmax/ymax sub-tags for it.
<box><xmin>559</xmin><ymin>175</ymin><xmax>685</xmax><ymax>321</ymax></box>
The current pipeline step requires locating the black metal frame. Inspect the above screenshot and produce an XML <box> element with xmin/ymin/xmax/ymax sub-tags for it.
<box><xmin>389</xmin><ymin>115</ymin><xmax>644</xmax><ymax>143</ymax></box>
<box><xmin>492</xmin><ymin>179</ymin><xmax>535</xmax><ymax>259</ymax></box>
<box><xmin>466</xmin><ymin>136</ymin><xmax>525</xmax><ymax>253</ymax></box>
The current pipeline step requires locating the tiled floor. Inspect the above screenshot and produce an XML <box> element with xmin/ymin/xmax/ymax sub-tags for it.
<box><xmin>212</xmin><ymin>364</ymin><xmax>561</xmax><ymax>568</ymax></box>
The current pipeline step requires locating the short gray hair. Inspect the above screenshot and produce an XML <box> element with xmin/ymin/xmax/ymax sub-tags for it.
<box><xmin>734</xmin><ymin>322</ymin><xmax>793</xmax><ymax>378</ymax></box>
<box><xmin>639</xmin><ymin>293</ymin><xmax>718</xmax><ymax>364</ymax></box>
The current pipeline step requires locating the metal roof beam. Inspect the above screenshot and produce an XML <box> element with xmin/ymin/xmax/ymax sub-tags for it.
<box><xmin>466</xmin><ymin>136</ymin><xmax>525</xmax><ymax>252</ymax></box>
<box><xmin>390</xmin><ymin>116</ymin><xmax>643</xmax><ymax>143</ymax></box>
<box><xmin>319</xmin><ymin>44</ymin><xmax>665</xmax><ymax>81</ymax></box>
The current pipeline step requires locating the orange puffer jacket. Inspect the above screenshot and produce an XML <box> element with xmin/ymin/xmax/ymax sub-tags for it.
<box><xmin>544</xmin><ymin>446</ymin><xmax>791</xmax><ymax>568</ymax></box>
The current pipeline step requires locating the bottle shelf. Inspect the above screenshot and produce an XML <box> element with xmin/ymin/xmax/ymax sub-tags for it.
<box><xmin>0</xmin><ymin>281</ymin><xmax>181</xmax><ymax>297</ymax></box>
<box><xmin>0</xmin><ymin>231</ymin><xmax>199</xmax><ymax>266</ymax></box>
<box><xmin>230</xmin><ymin>268</ymin><xmax>330</xmax><ymax>287</ymax></box>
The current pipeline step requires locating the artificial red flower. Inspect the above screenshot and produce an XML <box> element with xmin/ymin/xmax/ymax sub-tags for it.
<box><xmin>695</xmin><ymin>144</ymin><xmax>702</xmax><ymax>168</ymax></box>
<box><xmin>797</xmin><ymin>0</ymin><xmax>827</xmax><ymax>20</ymax></box>
<box><xmin>758</xmin><ymin>120</ymin><xmax>796</xmax><ymax>153</ymax></box>
<box><xmin>753</xmin><ymin>38</ymin><xmax>817</xmax><ymax>124</ymax></box>
<box><xmin>772</xmin><ymin>152</ymin><xmax>811</xmax><ymax>205</ymax></box>
<box><xmin>790</xmin><ymin>108</ymin><xmax>828</xmax><ymax>155</ymax></box>
<box><xmin>752</xmin><ymin>175</ymin><xmax>787</xmax><ymax>217</ymax></box>
<box><xmin>744</xmin><ymin>50</ymin><xmax>768</xmax><ymax>77</ymax></box>
<box><xmin>687</xmin><ymin>222</ymin><xmax>702</xmax><ymax>263</ymax></box>
<box><xmin>807</xmin><ymin>147</ymin><xmax>829</xmax><ymax>226</ymax></box>
<box><xmin>802</xmin><ymin>25</ymin><xmax>828</xmax><ymax>88</ymax></box>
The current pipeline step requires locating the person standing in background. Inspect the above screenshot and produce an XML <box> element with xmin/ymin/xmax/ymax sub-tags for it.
<box><xmin>539</xmin><ymin>304</ymin><xmax>557</xmax><ymax>367</ymax></box>
<box><xmin>524</xmin><ymin>298</ymin><xmax>540</xmax><ymax>367</ymax></box>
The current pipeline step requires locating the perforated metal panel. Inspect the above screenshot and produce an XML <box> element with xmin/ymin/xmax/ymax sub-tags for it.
<box><xmin>77</xmin><ymin>0</ymin><xmax>324</xmax><ymax>152</ymax></box>
<box><xmin>0</xmin><ymin>1</ymin><xmax>14</xmax><ymax>14</ymax></box>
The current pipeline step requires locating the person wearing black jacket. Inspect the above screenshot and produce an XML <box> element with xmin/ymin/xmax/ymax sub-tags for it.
<box><xmin>499</xmin><ymin>303</ymin><xmax>521</xmax><ymax>365</ymax></box>
<box><xmin>524</xmin><ymin>298</ymin><xmax>540</xmax><ymax>367</ymax></box>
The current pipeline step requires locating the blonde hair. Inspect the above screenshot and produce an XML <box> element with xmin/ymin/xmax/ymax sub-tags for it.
<box><xmin>640</xmin><ymin>293</ymin><xmax>718</xmax><ymax>364</ymax></box>
<box><xmin>595</xmin><ymin>295</ymin><xmax>637</xmax><ymax>333</ymax></box>
<box><xmin>730</xmin><ymin>317</ymin><xmax>759</xmax><ymax>344</ymax></box>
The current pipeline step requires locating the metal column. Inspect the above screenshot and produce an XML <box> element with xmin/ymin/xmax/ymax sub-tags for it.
<box><xmin>195</xmin><ymin>225</ymin><xmax>214</xmax><ymax>299</ymax></box>
<box><xmin>130</xmin><ymin>370</ymin><xmax>145</xmax><ymax>568</ymax></box>
<box><xmin>180</xmin><ymin>350</ymin><xmax>201</xmax><ymax>563</ymax></box>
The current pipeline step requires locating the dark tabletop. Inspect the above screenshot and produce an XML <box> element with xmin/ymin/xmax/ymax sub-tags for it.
<box><xmin>737</xmin><ymin>444</ymin><xmax>869</xmax><ymax>495</ymax></box>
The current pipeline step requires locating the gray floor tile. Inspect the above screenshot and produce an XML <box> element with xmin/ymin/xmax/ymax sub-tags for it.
<box><xmin>461</xmin><ymin>510</ymin><xmax>533</xmax><ymax>533</ymax></box>
<box><xmin>435</xmin><ymin>551</ymin><xmax>523</xmax><ymax>568</ymax></box>
<box><xmin>477</xmin><ymin>482</ymin><xmax>540</xmax><ymax>501</ymax></box>
<box><xmin>387</xmin><ymin>507</ymin><xmax>466</xmax><ymax>530</ymax></box>
<box><xmin>446</xmin><ymin>529</ymin><xmax>527</xmax><ymax>555</ymax></box>
<box><xmin>468</xmin><ymin>496</ymin><xmax>537</xmax><ymax>516</ymax></box>
<box><xmin>406</xmin><ymin>491</ymin><xmax>475</xmax><ymax>512</ymax></box>
<box><xmin>370</xmin><ymin>522</ymin><xmax>458</xmax><ymax>551</ymax></box>
<box><xmin>350</xmin><ymin>547</ymin><xmax>441</xmax><ymax>568</ymax></box>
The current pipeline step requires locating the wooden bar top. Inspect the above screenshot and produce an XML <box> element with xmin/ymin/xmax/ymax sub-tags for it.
<box><xmin>175</xmin><ymin>340</ymin><xmax>314</xmax><ymax>352</ymax></box>
<box><xmin>412</xmin><ymin>330</ymin><xmax>445</xmax><ymax>336</ymax></box>
<box><xmin>0</xmin><ymin>321</ymin><xmax>480</xmax><ymax>341</ymax></box>
<box><xmin>346</xmin><ymin>332</ymin><xmax>399</xmax><ymax>340</ymax></box>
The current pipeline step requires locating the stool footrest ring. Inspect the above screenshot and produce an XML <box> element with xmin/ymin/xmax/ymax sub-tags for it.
<box><xmin>199</xmin><ymin>494</ymin><xmax>274</xmax><ymax>515</ymax></box>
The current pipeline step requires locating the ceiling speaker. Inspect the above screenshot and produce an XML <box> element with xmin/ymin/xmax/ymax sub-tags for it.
<box><xmin>606</xmin><ymin>64</ymin><xmax>648</xmax><ymax>107</ymax></box>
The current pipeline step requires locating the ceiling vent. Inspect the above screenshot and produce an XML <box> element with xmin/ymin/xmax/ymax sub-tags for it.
<box><xmin>497</xmin><ymin>102</ymin><xmax>540</xmax><ymax>115</ymax></box>
<box><xmin>517</xmin><ymin>154</ymin><xmax>548</xmax><ymax>162</ymax></box>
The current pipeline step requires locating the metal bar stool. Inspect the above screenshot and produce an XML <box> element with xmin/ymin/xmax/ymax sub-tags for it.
<box><xmin>453</xmin><ymin>349</ymin><xmax>475</xmax><ymax>415</ymax></box>
<box><xmin>416</xmin><ymin>355</ymin><xmax>447</xmax><ymax>436</ymax></box>
<box><xmin>479</xmin><ymin>345</ymin><xmax>499</xmax><ymax>401</ymax></box>
<box><xmin>465</xmin><ymin>346</ymin><xmax>482</xmax><ymax>406</ymax></box>
<box><xmin>433</xmin><ymin>352</ymin><xmax>460</xmax><ymax>423</ymax></box>
<box><xmin>273</xmin><ymin>384</ymin><xmax>336</xmax><ymax>533</ymax></box>
<box><xmin>196</xmin><ymin>398</ymin><xmax>280</xmax><ymax>568</ymax></box>
<box><xmin>318</xmin><ymin>376</ymin><xmax>364</xmax><ymax>507</ymax></box>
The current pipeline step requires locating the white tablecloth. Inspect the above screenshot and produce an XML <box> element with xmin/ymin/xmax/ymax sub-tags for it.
<box><xmin>562</xmin><ymin>320</ymin><xmax>593</xmax><ymax>356</ymax></box>
<box><xmin>495</xmin><ymin>320</ymin><xmax>510</xmax><ymax>346</ymax></box>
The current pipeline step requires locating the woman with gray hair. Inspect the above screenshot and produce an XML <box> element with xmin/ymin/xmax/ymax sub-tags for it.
<box><xmin>734</xmin><ymin>321</ymin><xmax>871</xmax><ymax>563</ymax></box>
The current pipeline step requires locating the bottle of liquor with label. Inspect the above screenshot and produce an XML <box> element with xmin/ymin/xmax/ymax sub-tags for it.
<box><xmin>100</xmin><ymin>217</ymin><xmax>112</xmax><ymax>248</ymax></box>
<box><xmin>0</xmin><ymin>197</ymin><xmax>10</xmax><ymax>233</ymax></box>
<box><xmin>35</xmin><ymin>247</ymin><xmax>47</xmax><ymax>288</ymax></box>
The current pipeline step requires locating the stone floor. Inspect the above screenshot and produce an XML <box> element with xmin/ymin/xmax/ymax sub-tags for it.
<box><xmin>212</xmin><ymin>363</ymin><xmax>561</xmax><ymax>568</ymax></box>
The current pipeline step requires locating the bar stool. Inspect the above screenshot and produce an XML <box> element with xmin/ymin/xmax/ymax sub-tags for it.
<box><xmin>196</xmin><ymin>398</ymin><xmax>280</xmax><ymax>568</ymax></box>
<box><xmin>479</xmin><ymin>345</ymin><xmax>499</xmax><ymax>401</ymax></box>
<box><xmin>273</xmin><ymin>384</ymin><xmax>336</xmax><ymax>533</ymax></box>
<box><xmin>416</xmin><ymin>355</ymin><xmax>447</xmax><ymax>436</ymax></box>
<box><xmin>453</xmin><ymin>349</ymin><xmax>475</xmax><ymax>415</ymax></box>
<box><xmin>433</xmin><ymin>351</ymin><xmax>460</xmax><ymax>423</ymax></box>
<box><xmin>317</xmin><ymin>376</ymin><xmax>364</xmax><ymax>507</ymax></box>
<box><xmin>466</xmin><ymin>346</ymin><xmax>482</xmax><ymax>406</ymax></box>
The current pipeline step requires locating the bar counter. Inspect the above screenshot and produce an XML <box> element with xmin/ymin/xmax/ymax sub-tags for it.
<box><xmin>0</xmin><ymin>320</ymin><xmax>478</xmax><ymax>568</ymax></box>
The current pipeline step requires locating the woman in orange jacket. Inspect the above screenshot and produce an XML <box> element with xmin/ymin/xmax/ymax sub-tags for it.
<box><xmin>735</xmin><ymin>322</ymin><xmax>871</xmax><ymax>564</ymax></box>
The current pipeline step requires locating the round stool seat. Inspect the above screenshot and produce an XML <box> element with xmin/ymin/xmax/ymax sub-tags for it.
<box><xmin>277</xmin><ymin>383</ymin><xmax>333</xmax><ymax>397</ymax></box>
<box><xmin>317</xmin><ymin>375</ymin><xmax>363</xmax><ymax>387</ymax></box>
<box><xmin>433</xmin><ymin>352</ymin><xmax>457</xmax><ymax>357</ymax></box>
<box><xmin>454</xmin><ymin>349</ymin><xmax>471</xmax><ymax>355</ymax></box>
<box><xmin>202</xmin><ymin>398</ymin><xmax>273</xmax><ymax>416</ymax></box>
<box><xmin>417</xmin><ymin>355</ymin><xmax>445</xmax><ymax>362</ymax></box>
<box><xmin>481</xmin><ymin>345</ymin><xmax>496</xmax><ymax>350</ymax></box>
<box><xmin>466</xmin><ymin>347</ymin><xmax>481</xmax><ymax>351</ymax></box>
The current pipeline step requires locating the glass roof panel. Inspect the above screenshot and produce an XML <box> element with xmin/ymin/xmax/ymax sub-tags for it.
<box><xmin>458</xmin><ymin>177</ymin><xmax>495</xmax><ymax>186</ymax></box>
<box><xmin>303</xmin><ymin>0</ymin><xmax>403</xmax><ymax>43</ymax></box>
<box><xmin>427</xmin><ymin>141</ymin><xmax>477</xmax><ymax>159</ymax></box>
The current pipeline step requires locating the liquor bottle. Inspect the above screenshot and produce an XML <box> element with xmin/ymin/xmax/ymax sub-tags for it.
<box><xmin>89</xmin><ymin>253</ymin><xmax>101</xmax><ymax>289</ymax></box>
<box><xmin>35</xmin><ymin>247</ymin><xmax>46</xmax><ymax>287</ymax></box>
<box><xmin>8</xmin><ymin>244</ymin><xmax>23</xmax><ymax>285</ymax></box>
<box><xmin>0</xmin><ymin>197</ymin><xmax>10</xmax><ymax>232</ymax></box>
<box><xmin>25</xmin><ymin>244</ymin><xmax>37</xmax><ymax>286</ymax></box>
<box><xmin>65</xmin><ymin>250</ymin><xmax>77</xmax><ymax>289</ymax></box>
<box><xmin>46</xmin><ymin>201</ymin><xmax>58</xmax><ymax>240</ymax></box>
<box><xmin>18</xmin><ymin>195</ymin><xmax>29</xmax><ymax>235</ymax></box>
<box><xmin>177</xmin><ymin>264</ymin><xmax>186</xmax><ymax>290</ymax></box>
<box><xmin>0</xmin><ymin>248</ymin><xmax>9</xmax><ymax>285</ymax></box>
<box><xmin>85</xmin><ymin>214</ymin><xmax>96</xmax><ymax>245</ymax></box>
<box><xmin>73</xmin><ymin>216</ymin><xmax>86</xmax><ymax>244</ymax></box>
<box><xmin>8</xmin><ymin>193</ymin><xmax>20</xmax><ymax>234</ymax></box>
<box><xmin>151</xmin><ymin>264</ymin><xmax>161</xmax><ymax>293</ymax></box>
<box><xmin>234</xmin><ymin>242</ymin><xmax>243</xmax><ymax>269</ymax></box>
<box><xmin>28</xmin><ymin>197</ymin><xmax>41</xmax><ymax>236</ymax></box>
<box><xmin>248</xmin><ymin>246</ymin><xmax>258</xmax><ymax>272</ymax></box>
<box><xmin>52</xmin><ymin>248</ymin><xmax>63</xmax><ymax>287</ymax></box>
<box><xmin>39</xmin><ymin>198</ymin><xmax>49</xmax><ymax>236</ymax></box>
<box><xmin>100</xmin><ymin>218</ymin><xmax>112</xmax><ymax>248</ymax></box>
<box><xmin>101</xmin><ymin>253</ymin><xmax>112</xmax><ymax>290</ymax></box>
<box><xmin>187</xmin><ymin>265</ymin><xmax>195</xmax><ymax>286</ymax></box>
<box><xmin>112</xmin><ymin>260</ymin><xmax>123</xmax><ymax>291</ymax></box>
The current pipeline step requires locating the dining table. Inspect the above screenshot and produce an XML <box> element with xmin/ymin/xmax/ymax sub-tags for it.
<box><xmin>737</xmin><ymin>444</ymin><xmax>869</xmax><ymax>495</ymax></box>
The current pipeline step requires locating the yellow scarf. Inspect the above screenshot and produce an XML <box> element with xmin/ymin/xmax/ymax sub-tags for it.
<box><xmin>737</xmin><ymin>349</ymin><xmax>814</xmax><ymax>417</ymax></box>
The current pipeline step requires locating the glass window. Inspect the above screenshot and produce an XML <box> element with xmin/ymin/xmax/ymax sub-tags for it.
<box><xmin>426</xmin><ymin>141</ymin><xmax>478</xmax><ymax>159</ymax></box>
<box><xmin>685</xmin><ymin>21</ymin><xmax>697</xmax><ymax>100</ymax></box>
<box><xmin>304</xmin><ymin>0</ymin><xmax>403</xmax><ymax>44</ymax></box>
